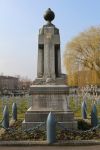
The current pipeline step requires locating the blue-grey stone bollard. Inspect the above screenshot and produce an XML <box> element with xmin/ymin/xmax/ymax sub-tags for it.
<box><xmin>2</xmin><ymin>105</ymin><xmax>9</xmax><ymax>128</ymax></box>
<box><xmin>12</xmin><ymin>103</ymin><xmax>17</xmax><ymax>121</ymax></box>
<box><xmin>91</xmin><ymin>103</ymin><xmax>98</xmax><ymax>127</ymax></box>
<box><xmin>81</xmin><ymin>101</ymin><xmax>87</xmax><ymax>119</ymax></box>
<box><xmin>47</xmin><ymin>112</ymin><xmax>56</xmax><ymax>144</ymax></box>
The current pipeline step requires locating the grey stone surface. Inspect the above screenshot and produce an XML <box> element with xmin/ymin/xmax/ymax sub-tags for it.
<box><xmin>25</xmin><ymin>111</ymin><xmax>74</xmax><ymax>122</ymax></box>
<box><xmin>1</xmin><ymin>141</ymin><xmax>100</xmax><ymax>147</ymax></box>
<box><xmin>29</xmin><ymin>85</ymin><xmax>69</xmax><ymax>94</ymax></box>
<box><xmin>22</xmin><ymin>9</ymin><xmax>77</xmax><ymax>130</ymax></box>
<box><xmin>37</xmin><ymin>25</ymin><xmax>61</xmax><ymax>81</ymax></box>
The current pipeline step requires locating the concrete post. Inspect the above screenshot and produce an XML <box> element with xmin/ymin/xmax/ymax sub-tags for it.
<box><xmin>47</xmin><ymin>112</ymin><xmax>56</xmax><ymax>144</ymax></box>
<box><xmin>2</xmin><ymin>105</ymin><xmax>9</xmax><ymax>128</ymax></box>
<box><xmin>12</xmin><ymin>103</ymin><xmax>17</xmax><ymax>121</ymax></box>
<box><xmin>91</xmin><ymin>103</ymin><xmax>98</xmax><ymax>127</ymax></box>
<box><xmin>81</xmin><ymin>101</ymin><xmax>87</xmax><ymax>119</ymax></box>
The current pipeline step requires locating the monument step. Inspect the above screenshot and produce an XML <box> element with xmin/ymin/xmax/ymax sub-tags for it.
<box><xmin>25</xmin><ymin>111</ymin><xmax>74</xmax><ymax>122</ymax></box>
<box><xmin>22</xmin><ymin>120</ymin><xmax>77</xmax><ymax>130</ymax></box>
<box><xmin>22</xmin><ymin>120</ymin><xmax>45</xmax><ymax>130</ymax></box>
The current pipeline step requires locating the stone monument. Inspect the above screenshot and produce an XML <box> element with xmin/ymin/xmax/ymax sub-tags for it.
<box><xmin>22</xmin><ymin>8</ymin><xmax>77</xmax><ymax>129</ymax></box>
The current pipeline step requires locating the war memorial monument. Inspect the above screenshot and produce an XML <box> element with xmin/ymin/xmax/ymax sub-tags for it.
<box><xmin>22</xmin><ymin>8</ymin><xmax>77</xmax><ymax>129</ymax></box>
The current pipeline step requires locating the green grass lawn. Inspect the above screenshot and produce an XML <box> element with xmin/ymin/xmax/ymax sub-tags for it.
<box><xmin>69</xmin><ymin>95</ymin><xmax>100</xmax><ymax>120</ymax></box>
<box><xmin>0</xmin><ymin>95</ymin><xmax>100</xmax><ymax>122</ymax></box>
<box><xmin>0</xmin><ymin>96</ymin><xmax>32</xmax><ymax>121</ymax></box>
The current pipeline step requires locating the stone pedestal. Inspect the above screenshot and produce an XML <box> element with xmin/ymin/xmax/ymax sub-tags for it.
<box><xmin>22</xmin><ymin>85</ymin><xmax>77</xmax><ymax>129</ymax></box>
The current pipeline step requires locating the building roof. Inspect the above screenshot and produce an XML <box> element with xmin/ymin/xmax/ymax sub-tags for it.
<box><xmin>0</xmin><ymin>75</ymin><xmax>18</xmax><ymax>79</ymax></box>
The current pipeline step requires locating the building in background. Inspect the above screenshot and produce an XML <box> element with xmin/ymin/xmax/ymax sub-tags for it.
<box><xmin>0</xmin><ymin>76</ymin><xmax>18</xmax><ymax>95</ymax></box>
<box><xmin>0</xmin><ymin>75</ymin><xmax>33</xmax><ymax>95</ymax></box>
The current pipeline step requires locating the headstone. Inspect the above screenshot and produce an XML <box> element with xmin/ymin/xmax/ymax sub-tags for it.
<box><xmin>22</xmin><ymin>8</ymin><xmax>77</xmax><ymax>129</ymax></box>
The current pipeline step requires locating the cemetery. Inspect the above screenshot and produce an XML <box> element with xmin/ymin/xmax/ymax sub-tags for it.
<box><xmin>0</xmin><ymin>85</ymin><xmax>100</xmax><ymax>143</ymax></box>
<box><xmin>0</xmin><ymin>8</ymin><xmax>100</xmax><ymax>145</ymax></box>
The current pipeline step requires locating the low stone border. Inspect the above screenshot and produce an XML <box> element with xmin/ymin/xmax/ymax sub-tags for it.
<box><xmin>0</xmin><ymin>140</ymin><xmax>100</xmax><ymax>146</ymax></box>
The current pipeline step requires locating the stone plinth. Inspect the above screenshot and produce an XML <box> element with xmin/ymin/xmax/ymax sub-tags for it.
<box><xmin>22</xmin><ymin>85</ymin><xmax>77</xmax><ymax>129</ymax></box>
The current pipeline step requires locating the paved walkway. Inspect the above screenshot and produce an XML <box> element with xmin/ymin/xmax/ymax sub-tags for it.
<box><xmin>0</xmin><ymin>145</ymin><xmax>100</xmax><ymax>150</ymax></box>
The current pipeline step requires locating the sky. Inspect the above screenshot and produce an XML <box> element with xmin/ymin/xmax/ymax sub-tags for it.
<box><xmin>0</xmin><ymin>0</ymin><xmax>100</xmax><ymax>80</ymax></box>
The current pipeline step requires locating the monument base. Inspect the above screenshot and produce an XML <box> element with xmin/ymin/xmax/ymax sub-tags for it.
<box><xmin>22</xmin><ymin>85</ymin><xmax>77</xmax><ymax>130</ymax></box>
<box><xmin>22</xmin><ymin>109</ymin><xmax>77</xmax><ymax>130</ymax></box>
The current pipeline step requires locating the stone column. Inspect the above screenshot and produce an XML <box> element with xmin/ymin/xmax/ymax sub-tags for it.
<box><xmin>37</xmin><ymin>46</ymin><xmax>44</xmax><ymax>78</ymax></box>
<box><xmin>58</xmin><ymin>47</ymin><xmax>61</xmax><ymax>76</ymax></box>
<box><xmin>50</xmin><ymin>43</ymin><xmax>55</xmax><ymax>79</ymax></box>
<box><xmin>44</xmin><ymin>40</ymin><xmax>50</xmax><ymax>78</ymax></box>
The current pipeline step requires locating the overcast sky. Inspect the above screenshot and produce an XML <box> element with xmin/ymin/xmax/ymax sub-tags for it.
<box><xmin>0</xmin><ymin>0</ymin><xmax>100</xmax><ymax>80</ymax></box>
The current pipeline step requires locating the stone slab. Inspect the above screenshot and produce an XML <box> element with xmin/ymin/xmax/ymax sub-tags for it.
<box><xmin>22</xmin><ymin>120</ymin><xmax>45</xmax><ymax>130</ymax></box>
<box><xmin>30</xmin><ymin>94</ymin><xmax>69</xmax><ymax>111</ymax></box>
<box><xmin>29</xmin><ymin>85</ymin><xmax>69</xmax><ymax>95</ymax></box>
<box><xmin>25</xmin><ymin>110</ymin><xmax>74</xmax><ymax>122</ymax></box>
<box><xmin>22</xmin><ymin>120</ymin><xmax>77</xmax><ymax>130</ymax></box>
